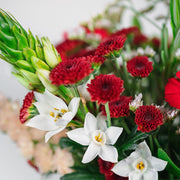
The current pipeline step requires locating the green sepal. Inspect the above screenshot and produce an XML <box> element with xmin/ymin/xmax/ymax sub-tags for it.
<box><xmin>16</xmin><ymin>60</ymin><xmax>35</xmax><ymax>72</ymax></box>
<box><xmin>0</xmin><ymin>41</ymin><xmax>23</xmax><ymax>59</ymax></box>
<box><xmin>20</xmin><ymin>69</ymin><xmax>41</xmax><ymax>84</ymax></box>
<box><xmin>0</xmin><ymin>22</ymin><xmax>11</xmax><ymax>35</ymax></box>
<box><xmin>158</xmin><ymin>148</ymin><xmax>180</xmax><ymax>177</ymax></box>
<box><xmin>35</xmin><ymin>36</ymin><xmax>44</xmax><ymax>60</ymax></box>
<box><xmin>28</xmin><ymin>29</ymin><xmax>36</xmax><ymax>50</ymax></box>
<box><xmin>0</xmin><ymin>30</ymin><xmax>17</xmax><ymax>49</ymax></box>
<box><xmin>23</xmin><ymin>47</ymin><xmax>36</xmax><ymax>62</ymax></box>
<box><xmin>31</xmin><ymin>56</ymin><xmax>49</xmax><ymax>70</ymax></box>
<box><xmin>0</xmin><ymin>9</ymin><xmax>14</xmax><ymax>29</ymax></box>
<box><xmin>12</xmin><ymin>72</ymin><xmax>34</xmax><ymax>90</ymax></box>
<box><xmin>12</xmin><ymin>25</ymin><xmax>29</xmax><ymax>50</ymax></box>
<box><xmin>41</xmin><ymin>37</ymin><xmax>61</xmax><ymax>68</ymax></box>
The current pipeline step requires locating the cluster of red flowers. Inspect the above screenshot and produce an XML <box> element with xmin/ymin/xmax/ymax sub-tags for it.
<box><xmin>101</xmin><ymin>96</ymin><xmax>133</xmax><ymax>118</ymax></box>
<box><xmin>87</xmin><ymin>74</ymin><xmax>124</xmax><ymax>104</ymax></box>
<box><xmin>19</xmin><ymin>92</ymin><xmax>36</xmax><ymax>124</ymax></box>
<box><xmin>135</xmin><ymin>105</ymin><xmax>163</xmax><ymax>132</ymax></box>
<box><xmin>127</xmin><ymin>56</ymin><xmax>153</xmax><ymax>78</ymax></box>
<box><xmin>50</xmin><ymin>57</ymin><xmax>93</xmax><ymax>85</ymax></box>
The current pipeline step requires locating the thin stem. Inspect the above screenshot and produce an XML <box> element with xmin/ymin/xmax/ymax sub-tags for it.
<box><xmin>119</xmin><ymin>119</ymin><xmax>131</xmax><ymax>134</ymax></box>
<box><xmin>149</xmin><ymin>135</ymin><xmax>154</xmax><ymax>152</ymax></box>
<box><xmin>154</xmin><ymin>136</ymin><xmax>161</xmax><ymax>148</ymax></box>
<box><xmin>105</xmin><ymin>102</ymin><xmax>111</xmax><ymax>127</ymax></box>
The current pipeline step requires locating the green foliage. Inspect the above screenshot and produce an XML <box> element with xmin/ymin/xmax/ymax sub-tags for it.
<box><xmin>158</xmin><ymin>148</ymin><xmax>180</xmax><ymax>177</ymax></box>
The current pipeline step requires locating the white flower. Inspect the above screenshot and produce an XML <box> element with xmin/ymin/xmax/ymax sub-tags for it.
<box><xmin>175</xmin><ymin>48</ymin><xmax>180</xmax><ymax>59</ymax></box>
<box><xmin>144</xmin><ymin>46</ymin><xmax>155</xmax><ymax>57</ymax></box>
<box><xmin>137</xmin><ymin>48</ymin><xmax>144</xmax><ymax>56</ymax></box>
<box><xmin>67</xmin><ymin>112</ymin><xmax>123</xmax><ymax>163</ymax></box>
<box><xmin>112</xmin><ymin>141</ymin><xmax>167</xmax><ymax>180</ymax></box>
<box><xmin>129</xmin><ymin>93</ymin><xmax>143</xmax><ymax>111</ymax></box>
<box><xmin>26</xmin><ymin>90</ymin><xmax>80</xmax><ymax>142</ymax></box>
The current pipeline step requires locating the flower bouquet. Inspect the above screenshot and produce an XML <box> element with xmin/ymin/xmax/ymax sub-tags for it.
<box><xmin>0</xmin><ymin>0</ymin><xmax>180</xmax><ymax>179</ymax></box>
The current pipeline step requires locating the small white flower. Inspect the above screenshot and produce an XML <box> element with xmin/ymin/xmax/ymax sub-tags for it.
<box><xmin>144</xmin><ymin>46</ymin><xmax>155</xmax><ymax>57</ymax></box>
<box><xmin>26</xmin><ymin>90</ymin><xmax>80</xmax><ymax>142</ymax></box>
<box><xmin>112</xmin><ymin>141</ymin><xmax>167</xmax><ymax>180</ymax></box>
<box><xmin>67</xmin><ymin>112</ymin><xmax>123</xmax><ymax>163</ymax></box>
<box><xmin>175</xmin><ymin>48</ymin><xmax>180</xmax><ymax>59</ymax></box>
<box><xmin>137</xmin><ymin>48</ymin><xmax>144</xmax><ymax>56</ymax></box>
<box><xmin>129</xmin><ymin>93</ymin><xmax>143</xmax><ymax>111</ymax></box>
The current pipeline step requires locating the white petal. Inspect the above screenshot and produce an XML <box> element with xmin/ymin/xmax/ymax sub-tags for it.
<box><xmin>26</xmin><ymin>115</ymin><xmax>58</xmax><ymax>131</ymax></box>
<box><xmin>55</xmin><ymin>112</ymin><xmax>74</xmax><ymax>126</ymax></box>
<box><xmin>84</xmin><ymin>112</ymin><xmax>97</xmax><ymax>135</ymax></box>
<box><xmin>112</xmin><ymin>159</ymin><xmax>131</xmax><ymax>177</ymax></box>
<box><xmin>67</xmin><ymin>128</ymin><xmax>90</xmax><ymax>146</ymax></box>
<box><xmin>97</xmin><ymin>112</ymin><xmax>107</xmax><ymax>132</ymax></box>
<box><xmin>34</xmin><ymin>92</ymin><xmax>45</xmax><ymax>102</ymax></box>
<box><xmin>33</xmin><ymin>101</ymin><xmax>52</xmax><ymax>115</ymax></box>
<box><xmin>45</xmin><ymin>127</ymin><xmax>65</xmax><ymax>142</ymax></box>
<box><xmin>44</xmin><ymin>89</ymin><xmax>68</xmax><ymax>109</ymax></box>
<box><xmin>68</xmin><ymin>97</ymin><xmax>80</xmax><ymax>115</ymax></box>
<box><xmin>129</xmin><ymin>171</ymin><xmax>142</xmax><ymax>180</ymax></box>
<box><xmin>126</xmin><ymin>151</ymin><xmax>141</xmax><ymax>164</ymax></box>
<box><xmin>143</xmin><ymin>170</ymin><xmax>158</xmax><ymax>180</ymax></box>
<box><xmin>99</xmin><ymin>145</ymin><xmax>118</xmax><ymax>163</ymax></box>
<box><xmin>136</xmin><ymin>141</ymin><xmax>151</xmax><ymax>158</ymax></box>
<box><xmin>105</xmin><ymin>126</ymin><xmax>123</xmax><ymax>145</ymax></box>
<box><xmin>149</xmin><ymin>156</ymin><xmax>167</xmax><ymax>171</ymax></box>
<box><xmin>82</xmin><ymin>142</ymin><xmax>100</xmax><ymax>163</ymax></box>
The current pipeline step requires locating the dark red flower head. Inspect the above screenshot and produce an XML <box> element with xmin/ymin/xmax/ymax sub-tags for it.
<box><xmin>98</xmin><ymin>158</ymin><xmax>114</xmax><ymax>176</ymax></box>
<box><xmin>111</xmin><ymin>26</ymin><xmax>140</xmax><ymax>38</ymax></box>
<box><xmin>20</xmin><ymin>92</ymin><xmax>37</xmax><ymax>124</ymax></box>
<box><xmin>127</xmin><ymin>56</ymin><xmax>153</xmax><ymax>78</ymax></box>
<box><xmin>133</xmin><ymin>34</ymin><xmax>148</xmax><ymax>46</ymax></box>
<box><xmin>151</xmin><ymin>37</ymin><xmax>161</xmax><ymax>49</ymax></box>
<box><xmin>101</xmin><ymin>96</ymin><xmax>133</xmax><ymax>118</ymax></box>
<box><xmin>165</xmin><ymin>72</ymin><xmax>180</xmax><ymax>109</ymax></box>
<box><xmin>95</xmin><ymin>36</ymin><xmax>127</xmax><ymax>57</ymax></box>
<box><xmin>56</xmin><ymin>39</ymin><xmax>88</xmax><ymax>60</ymax></box>
<box><xmin>135</xmin><ymin>105</ymin><xmax>163</xmax><ymax>132</ymax></box>
<box><xmin>87</xmin><ymin>74</ymin><xmax>124</xmax><ymax>104</ymax></box>
<box><xmin>50</xmin><ymin>57</ymin><xmax>93</xmax><ymax>85</ymax></box>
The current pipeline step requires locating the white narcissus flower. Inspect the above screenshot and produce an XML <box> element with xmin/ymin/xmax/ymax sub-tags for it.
<box><xmin>67</xmin><ymin>112</ymin><xmax>123</xmax><ymax>163</ymax></box>
<box><xmin>26</xmin><ymin>90</ymin><xmax>80</xmax><ymax>142</ymax></box>
<box><xmin>144</xmin><ymin>46</ymin><xmax>155</xmax><ymax>57</ymax></box>
<box><xmin>112</xmin><ymin>141</ymin><xmax>167</xmax><ymax>180</ymax></box>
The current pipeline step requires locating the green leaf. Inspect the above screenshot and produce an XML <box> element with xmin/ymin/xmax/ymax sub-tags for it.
<box><xmin>161</xmin><ymin>24</ymin><xmax>169</xmax><ymax>61</ymax></box>
<box><xmin>60</xmin><ymin>172</ymin><xmax>104</xmax><ymax>180</ymax></box>
<box><xmin>132</xmin><ymin>16</ymin><xmax>142</xmax><ymax>30</ymax></box>
<box><xmin>158</xmin><ymin>148</ymin><xmax>180</xmax><ymax>177</ymax></box>
<box><xmin>23</xmin><ymin>47</ymin><xmax>37</xmax><ymax>62</ymax></box>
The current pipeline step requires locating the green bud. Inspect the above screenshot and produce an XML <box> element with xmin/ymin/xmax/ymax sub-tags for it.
<box><xmin>20</xmin><ymin>69</ymin><xmax>41</xmax><ymax>84</ymax></box>
<box><xmin>36</xmin><ymin>68</ymin><xmax>58</xmax><ymax>93</ymax></box>
<box><xmin>31</xmin><ymin>56</ymin><xmax>49</xmax><ymax>70</ymax></box>
<box><xmin>23</xmin><ymin>47</ymin><xmax>37</xmax><ymax>62</ymax></box>
<box><xmin>16</xmin><ymin>60</ymin><xmax>35</xmax><ymax>72</ymax></box>
<box><xmin>41</xmin><ymin>37</ymin><xmax>61</xmax><ymax>68</ymax></box>
<box><xmin>35</xmin><ymin>36</ymin><xmax>44</xmax><ymax>60</ymax></box>
<box><xmin>12</xmin><ymin>72</ymin><xmax>34</xmax><ymax>90</ymax></box>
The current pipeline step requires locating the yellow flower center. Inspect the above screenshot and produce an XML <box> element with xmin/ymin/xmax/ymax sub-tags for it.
<box><xmin>95</xmin><ymin>134</ymin><xmax>103</xmax><ymax>142</ymax></box>
<box><xmin>136</xmin><ymin>162</ymin><xmax>145</xmax><ymax>170</ymax></box>
<box><xmin>49</xmin><ymin>109</ymin><xmax>68</xmax><ymax>122</ymax></box>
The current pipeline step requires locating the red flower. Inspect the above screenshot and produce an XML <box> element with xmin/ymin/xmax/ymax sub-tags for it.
<box><xmin>127</xmin><ymin>56</ymin><xmax>153</xmax><ymax>78</ymax></box>
<box><xmin>56</xmin><ymin>39</ymin><xmax>88</xmax><ymax>60</ymax></box>
<box><xmin>133</xmin><ymin>34</ymin><xmax>148</xmax><ymax>46</ymax></box>
<box><xmin>95</xmin><ymin>36</ymin><xmax>127</xmax><ymax>57</ymax></box>
<box><xmin>135</xmin><ymin>105</ymin><xmax>163</xmax><ymax>132</ymax></box>
<box><xmin>101</xmin><ymin>96</ymin><xmax>133</xmax><ymax>118</ymax></box>
<box><xmin>165</xmin><ymin>73</ymin><xmax>180</xmax><ymax>109</ymax></box>
<box><xmin>111</xmin><ymin>26</ymin><xmax>140</xmax><ymax>37</ymax></box>
<box><xmin>87</xmin><ymin>74</ymin><xmax>124</xmax><ymax>104</ymax></box>
<box><xmin>19</xmin><ymin>92</ymin><xmax>37</xmax><ymax>124</ymax></box>
<box><xmin>98</xmin><ymin>158</ymin><xmax>114</xmax><ymax>176</ymax></box>
<box><xmin>50</xmin><ymin>57</ymin><xmax>93</xmax><ymax>85</ymax></box>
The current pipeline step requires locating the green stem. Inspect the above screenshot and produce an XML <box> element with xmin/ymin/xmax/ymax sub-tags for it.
<box><xmin>154</xmin><ymin>136</ymin><xmax>161</xmax><ymax>148</ymax></box>
<box><xmin>119</xmin><ymin>119</ymin><xmax>131</xmax><ymax>134</ymax></box>
<box><xmin>105</xmin><ymin>102</ymin><xmax>111</xmax><ymax>127</ymax></box>
<box><xmin>149</xmin><ymin>135</ymin><xmax>154</xmax><ymax>152</ymax></box>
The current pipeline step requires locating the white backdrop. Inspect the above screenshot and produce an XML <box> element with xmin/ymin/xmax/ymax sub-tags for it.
<box><xmin>0</xmin><ymin>0</ymin><xmax>167</xmax><ymax>179</ymax></box>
